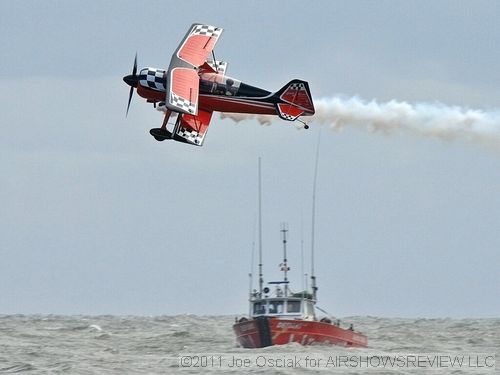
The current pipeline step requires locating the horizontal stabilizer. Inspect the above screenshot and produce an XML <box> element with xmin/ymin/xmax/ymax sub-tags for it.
<box><xmin>275</xmin><ymin>102</ymin><xmax>304</xmax><ymax>121</ymax></box>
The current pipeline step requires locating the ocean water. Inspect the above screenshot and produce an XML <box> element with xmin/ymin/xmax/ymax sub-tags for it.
<box><xmin>0</xmin><ymin>315</ymin><xmax>497</xmax><ymax>374</ymax></box>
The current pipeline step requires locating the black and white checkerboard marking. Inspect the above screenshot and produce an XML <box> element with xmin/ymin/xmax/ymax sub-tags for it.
<box><xmin>139</xmin><ymin>68</ymin><xmax>166</xmax><ymax>91</ymax></box>
<box><xmin>288</xmin><ymin>83</ymin><xmax>306</xmax><ymax>91</ymax></box>
<box><xmin>207</xmin><ymin>60</ymin><xmax>228</xmax><ymax>75</ymax></box>
<box><xmin>178</xmin><ymin>127</ymin><xmax>204</xmax><ymax>145</ymax></box>
<box><xmin>169</xmin><ymin>92</ymin><xmax>196</xmax><ymax>114</ymax></box>
<box><xmin>192</xmin><ymin>24</ymin><xmax>222</xmax><ymax>38</ymax></box>
<box><xmin>279</xmin><ymin>112</ymin><xmax>298</xmax><ymax>121</ymax></box>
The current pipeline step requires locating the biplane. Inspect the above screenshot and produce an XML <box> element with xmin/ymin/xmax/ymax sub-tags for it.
<box><xmin>123</xmin><ymin>23</ymin><xmax>315</xmax><ymax>146</ymax></box>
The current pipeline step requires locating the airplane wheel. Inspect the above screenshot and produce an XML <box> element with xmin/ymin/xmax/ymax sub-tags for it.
<box><xmin>150</xmin><ymin>128</ymin><xmax>172</xmax><ymax>141</ymax></box>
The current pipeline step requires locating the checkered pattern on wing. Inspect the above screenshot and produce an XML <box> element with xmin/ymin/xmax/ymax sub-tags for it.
<box><xmin>178</xmin><ymin>127</ymin><xmax>204</xmax><ymax>145</ymax></box>
<box><xmin>216</xmin><ymin>61</ymin><xmax>227</xmax><ymax>75</ymax></box>
<box><xmin>169</xmin><ymin>92</ymin><xmax>196</xmax><ymax>114</ymax></box>
<box><xmin>206</xmin><ymin>60</ymin><xmax>227</xmax><ymax>75</ymax></box>
<box><xmin>192</xmin><ymin>24</ymin><xmax>222</xmax><ymax>38</ymax></box>
<box><xmin>288</xmin><ymin>83</ymin><xmax>305</xmax><ymax>91</ymax></box>
<box><xmin>140</xmin><ymin>69</ymin><xmax>166</xmax><ymax>91</ymax></box>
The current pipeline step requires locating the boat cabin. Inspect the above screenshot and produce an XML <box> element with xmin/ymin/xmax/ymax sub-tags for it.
<box><xmin>250</xmin><ymin>297</ymin><xmax>316</xmax><ymax>320</ymax></box>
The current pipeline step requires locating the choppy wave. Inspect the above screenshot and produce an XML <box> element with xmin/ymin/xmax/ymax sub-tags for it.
<box><xmin>0</xmin><ymin>315</ymin><xmax>497</xmax><ymax>374</ymax></box>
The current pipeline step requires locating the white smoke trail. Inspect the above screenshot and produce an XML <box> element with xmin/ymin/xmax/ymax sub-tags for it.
<box><xmin>220</xmin><ymin>96</ymin><xmax>500</xmax><ymax>145</ymax></box>
<box><xmin>220</xmin><ymin>112</ymin><xmax>274</xmax><ymax>126</ymax></box>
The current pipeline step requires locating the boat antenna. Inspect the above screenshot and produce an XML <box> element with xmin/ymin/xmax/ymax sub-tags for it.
<box><xmin>311</xmin><ymin>130</ymin><xmax>321</xmax><ymax>301</ymax></box>
<box><xmin>280</xmin><ymin>223</ymin><xmax>289</xmax><ymax>297</ymax></box>
<box><xmin>300</xmin><ymin>211</ymin><xmax>304</xmax><ymax>292</ymax></box>
<box><xmin>258</xmin><ymin>157</ymin><xmax>264</xmax><ymax>298</ymax></box>
<box><xmin>249</xmin><ymin>215</ymin><xmax>256</xmax><ymax>300</ymax></box>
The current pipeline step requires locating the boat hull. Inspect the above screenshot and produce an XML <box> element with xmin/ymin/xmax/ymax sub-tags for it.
<box><xmin>233</xmin><ymin>317</ymin><xmax>368</xmax><ymax>348</ymax></box>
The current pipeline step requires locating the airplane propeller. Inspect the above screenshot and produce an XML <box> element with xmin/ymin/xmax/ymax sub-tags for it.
<box><xmin>124</xmin><ymin>53</ymin><xmax>138</xmax><ymax>116</ymax></box>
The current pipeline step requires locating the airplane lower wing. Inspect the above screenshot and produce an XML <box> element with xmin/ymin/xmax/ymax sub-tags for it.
<box><xmin>173</xmin><ymin>109</ymin><xmax>213</xmax><ymax>146</ymax></box>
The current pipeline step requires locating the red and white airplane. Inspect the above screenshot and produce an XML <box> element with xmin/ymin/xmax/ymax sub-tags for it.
<box><xmin>123</xmin><ymin>23</ymin><xmax>315</xmax><ymax>146</ymax></box>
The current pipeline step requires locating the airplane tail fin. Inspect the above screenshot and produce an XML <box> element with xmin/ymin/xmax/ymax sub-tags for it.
<box><xmin>273</xmin><ymin>80</ymin><xmax>315</xmax><ymax>121</ymax></box>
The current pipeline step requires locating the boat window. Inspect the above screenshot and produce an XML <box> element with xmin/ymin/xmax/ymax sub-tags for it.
<box><xmin>253</xmin><ymin>302</ymin><xmax>266</xmax><ymax>315</ymax></box>
<box><xmin>287</xmin><ymin>301</ymin><xmax>301</xmax><ymax>313</ymax></box>
<box><xmin>268</xmin><ymin>300</ymin><xmax>284</xmax><ymax>314</ymax></box>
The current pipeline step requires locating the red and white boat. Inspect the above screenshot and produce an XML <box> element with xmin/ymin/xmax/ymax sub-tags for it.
<box><xmin>233</xmin><ymin>228</ymin><xmax>368</xmax><ymax>348</ymax></box>
<box><xmin>233</xmin><ymin>160</ymin><xmax>368</xmax><ymax>348</ymax></box>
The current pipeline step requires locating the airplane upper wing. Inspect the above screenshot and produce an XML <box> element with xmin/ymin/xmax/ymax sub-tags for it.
<box><xmin>166</xmin><ymin>23</ymin><xmax>223</xmax><ymax>114</ymax></box>
<box><xmin>176</xmin><ymin>24</ymin><xmax>223</xmax><ymax>67</ymax></box>
<box><xmin>168</xmin><ymin>67</ymin><xmax>199</xmax><ymax>114</ymax></box>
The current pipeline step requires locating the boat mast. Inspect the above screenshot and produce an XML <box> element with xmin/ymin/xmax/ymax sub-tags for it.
<box><xmin>311</xmin><ymin>132</ymin><xmax>321</xmax><ymax>301</ymax></box>
<box><xmin>300</xmin><ymin>214</ymin><xmax>305</xmax><ymax>292</ymax></box>
<box><xmin>249</xmin><ymin>234</ymin><xmax>255</xmax><ymax>296</ymax></box>
<box><xmin>258</xmin><ymin>157</ymin><xmax>264</xmax><ymax>298</ymax></box>
<box><xmin>280</xmin><ymin>223</ymin><xmax>289</xmax><ymax>297</ymax></box>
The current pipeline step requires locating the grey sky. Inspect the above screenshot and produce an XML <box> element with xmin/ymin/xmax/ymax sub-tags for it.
<box><xmin>1</xmin><ymin>1</ymin><xmax>499</xmax><ymax>317</ymax></box>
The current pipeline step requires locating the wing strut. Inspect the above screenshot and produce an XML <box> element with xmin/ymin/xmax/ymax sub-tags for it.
<box><xmin>211</xmin><ymin>50</ymin><xmax>218</xmax><ymax>71</ymax></box>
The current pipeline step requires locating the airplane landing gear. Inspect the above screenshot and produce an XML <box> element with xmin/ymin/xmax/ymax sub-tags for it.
<box><xmin>150</xmin><ymin>109</ymin><xmax>173</xmax><ymax>141</ymax></box>
<box><xmin>150</xmin><ymin>128</ymin><xmax>172</xmax><ymax>141</ymax></box>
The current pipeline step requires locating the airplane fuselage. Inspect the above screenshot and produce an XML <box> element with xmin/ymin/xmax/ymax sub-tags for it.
<box><xmin>135</xmin><ymin>68</ymin><xmax>284</xmax><ymax>116</ymax></box>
